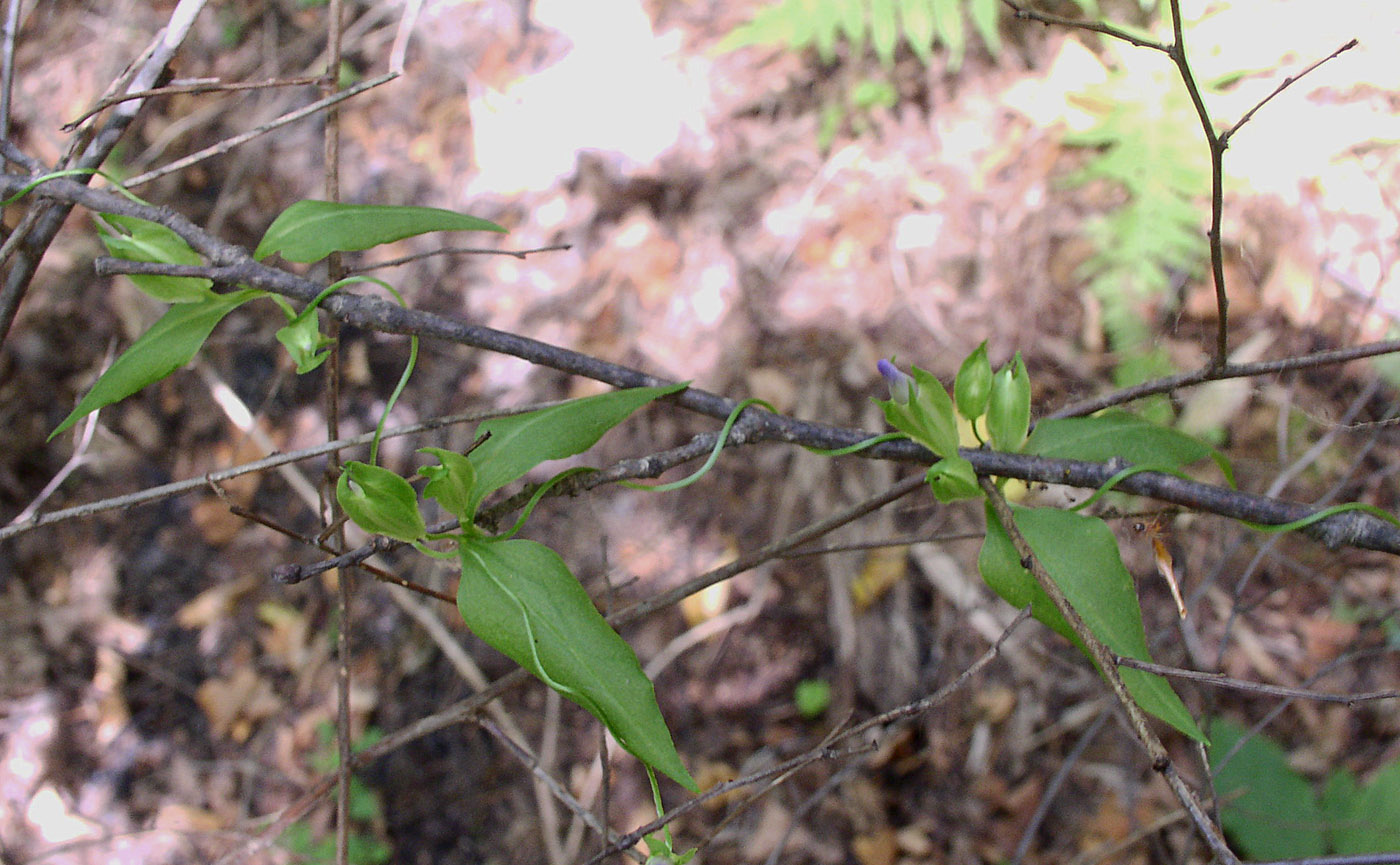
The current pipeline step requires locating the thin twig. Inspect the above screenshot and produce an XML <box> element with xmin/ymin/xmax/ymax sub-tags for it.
<box><xmin>59</xmin><ymin>262</ymin><xmax>1400</xmax><ymax>556</ymax></box>
<box><xmin>224</xmin><ymin>503</ymin><xmax>455</xmax><ymax>603</ymax></box>
<box><xmin>1162</xmin><ymin>0</ymin><xmax>1232</xmax><ymax>364</ymax></box>
<box><xmin>1046</xmin><ymin>339</ymin><xmax>1400</xmax><ymax>420</ymax></box>
<box><xmin>346</xmin><ymin>242</ymin><xmax>573</xmax><ymax>273</ymax></box>
<box><xmin>61</xmin><ymin>75</ymin><xmax>325</xmax><ymax>131</ymax></box>
<box><xmin>1223</xmin><ymin>39</ymin><xmax>1359</xmax><ymax>144</ymax></box>
<box><xmin>1011</xmin><ymin>708</ymin><xmax>1111</xmax><ymax>864</ymax></box>
<box><xmin>997</xmin><ymin>0</ymin><xmax>1169</xmax><ymax>51</ymax></box>
<box><xmin>1115</xmin><ymin>657</ymin><xmax>1400</xmax><ymax>705</ymax></box>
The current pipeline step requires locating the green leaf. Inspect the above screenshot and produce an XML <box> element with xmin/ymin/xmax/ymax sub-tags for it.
<box><xmin>49</xmin><ymin>288</ymin><xmax>264</xmax><ymax>440</ymax></box>
<box><xmin>464</xmin><ymin>383</ymin><xmax>688</xmax><ymax>519</ymax></box>
<box><xmin>1320</xmin><ymin>759</ymin><xmax>1400</xmax><ymax>854</ymax></box>
<box><xmin>271</xmin><ymin>283</ymin><xmax>341</xmax><ymax>374</ymax></box>
<box><xmin>1025</xmin><ymin>410</ymin><xmax>1234</xmax><ymax>487</ymax></box>
<box><xmin>254</xmin><ymin>200</ymin><xmax>506</xmax><ymax>263</ymax></box>
<box><xmin>925</xmin><ymin>455</ymin><xmax>981</xmax><ymax>502</ymax></box>
<box><xmin>98</xmin><ymin>214</ymin><xmax>213</xmax><ymax>302</ymax></box>
<box><xmin>275</xmin><ymin>310</ymin><xmax>335</xmax><ymax>373</ymax></box>
<box><xmin>336</xmin><ymin>461</ymin><xmax>428</xmax><ymax>542</ymax></box>
<box><xmin>418</xmin><ymin>446</ymin><xmax>479</xmax><ymax>520</ymax></box>
<box><xmin>954</xmin><ymin>340</ymin><xmax>992</xmax><ymax>421</ymax></box>
<box><xmin>986</xmin><ymin>352</ymin><xmax>1030</xmax><ymax>452</ymax></box>
<box><xmin>458</xmin><ymin>537</ymin><xmax>697</xmax><ymax>790</ymax></box>
<box><xmin>978</xmin><ymin>503</ymin><xmax>1205</xmax><ymax>740</ymax></box>
<box><xmin>1208</xmin><ymin>718</ymin><xmax>1326</xmax><ymax>859</ymax></box>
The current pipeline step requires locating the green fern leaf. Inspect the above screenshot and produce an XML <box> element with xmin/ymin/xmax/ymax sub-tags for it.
<box><xmin>811</xmin><ymin>0</ymin><xmax>845</xmax><ymax>62</ymax></box>
<box><xmin>837</xmin><ymin>0</ymin><xmax>868</xmax><ymax>55</ymax></box>
<box><xmin>1062</xmin><ymin>64</ymin><xmax>1210</xmax><ymax>407</ymax></box>
<box><xmin>868</xmin><ymin>0</ymin><xmax>900</xmax><ymax>68</ymax></box>
<box><xmin>900</xmin><ymin>0</ymin><xmax>936</xmax><ymax>64</ymax></box>
<box><xmin>930</xmin><ymin>0</ymin><xmax>967</xmax><ymax>71</ymax></box>
<box><xmin>969</xmin><ymin>0</ymin><xmax>1002</xmax><ymax>56</ymax></box>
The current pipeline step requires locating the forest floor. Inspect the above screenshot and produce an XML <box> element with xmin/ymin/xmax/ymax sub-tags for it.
<box><xmin>3</xmin><ymin>1</ymin><xmax>1400</xmax><ymax>864</ymax></box>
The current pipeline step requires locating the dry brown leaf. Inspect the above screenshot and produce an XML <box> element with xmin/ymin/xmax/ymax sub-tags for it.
<box><xmin>852</xmin><ymin>826</ymin><xmax>900</xmax><ymax>865</ymax></box>
<box><xmin>851</xmin><ymin>546</ymin><xmax>908</xmax><ymax>612</ymax></box>
<box><xmin>196</xmin><ymin>667</ymin><xmax>283</xmax><ymax>742</ymax></box>
<box><xmin>175</xmin><ymin>575</ymin><xmax>261</xmax><ymax>630</ymax></box>
<box><xmin>257</xmin><ymin>601</ymin><xmax>312</xmax><ymax>669</ymax></box>
<box><xmin>154</xmin><ymin>803</ymin><xmax>225</xmax><ymax>832</ymax></box>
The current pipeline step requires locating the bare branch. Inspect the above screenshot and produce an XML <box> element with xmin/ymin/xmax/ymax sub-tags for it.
<box><xmin>7</xmin><ymin>173</ymin><xmax>1400</xmax><ymax>555</ymax></box>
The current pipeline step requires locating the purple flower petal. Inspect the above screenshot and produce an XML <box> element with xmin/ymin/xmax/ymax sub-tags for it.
<box><xmin>877</xmin><ymin>358</ymin><xmax>914</xmax><ymax>404</ymax></box>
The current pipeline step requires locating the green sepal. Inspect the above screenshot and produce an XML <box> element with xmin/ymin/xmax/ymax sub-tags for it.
<box><xmin>954</xmin><ymin>340</ymin><xmax>992</xmax><ymax>421</ymax></box>
<box><xmin>418</xmin><ymin>446</ymin><xmax>478</xmax><ymax>522</ymax></box>
<box><xmin>336</xmin><ymin>461</ymin><xmax>428</xmax><ymax>542</ymax></box>
<box><xmin>987</xmin><ymin>352</ymin><xmax>1030</xmax><ymax>452</ymax></box>
<box><xmin>876</xmin><ymin>365</ymin><xmax>959</xmax><ymax>458</ymax></box>
<box><xmin>925</xmin><ymin>455</ymin><xmax>981</xmax><ymax>502</ymax></box>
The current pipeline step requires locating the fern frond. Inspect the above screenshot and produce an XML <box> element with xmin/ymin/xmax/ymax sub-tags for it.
<box><xmin>931</xmin><ymin>0</ymin><xmax>967</xmax><ymax>71</ymax></box>
<box><xmin>1062</xmin><ymin>64</ymin><xmax>1210</xmax><ymax>407</ymax></box>
<box><xmin>721</xmin><ymin>0</ymin><xmax>1006</xmax><ymax>70</ymax></box>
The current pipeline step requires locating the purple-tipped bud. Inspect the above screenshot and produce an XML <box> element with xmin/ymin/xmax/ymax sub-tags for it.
<box><xmin>877</xmin><ymin>358</ymin><xmax>915</xmax><ymax>404</ymax></box>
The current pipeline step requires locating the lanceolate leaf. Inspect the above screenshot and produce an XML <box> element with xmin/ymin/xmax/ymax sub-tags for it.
<box><xmin>49</xmin><ymin>289</ymin><xmax>265</xmax><ymax>440</ymax></box>
<box><xmin>1025</xmin><ymin>410</ymin><xmax>1234</xmax><ymax>486</ymax></box>
<box><xmin>254</xmin><ymin>200</ymin><xmax>506</xmax><ymax>263</ymax></box>
<box><xmin>99</xmin><ymin>214</ymin><xmax>213</xmax><ymax>303</ymax></box>
<box><xmin>463</xmin><ymin>383</ymin><xmax>688</xmax><ymax>519</ymax></box>
<box><xmin>458</xmin><ymin>537</ymin><xmax>698</xmax><ymax>791</ymax></box>
<box><xmin>979</xmin><ymin>503</ymin><xmax>1205</xmax><ymax>741</ymax></box>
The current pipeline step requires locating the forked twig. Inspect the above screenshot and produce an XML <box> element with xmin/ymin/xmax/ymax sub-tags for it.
<box><xmin>1001</xmin><ymin>0</ymin><xmax>1358</xmax><ymax>370</ymax></box>
<box><xmin>62</xmin><ymin>75</ymin><xmax>325</xmax><ymax>131</ymax></box>
<box><xmin>120</xmin><ymin>71</ymin><xmax>398</xmax><ymax>189</ymax></box>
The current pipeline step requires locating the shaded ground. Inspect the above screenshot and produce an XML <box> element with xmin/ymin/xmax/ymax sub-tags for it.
<box><xmin>3</xmin><ymin>1</ymin><xmax>1400</xmax><ymax>864</ymax></box>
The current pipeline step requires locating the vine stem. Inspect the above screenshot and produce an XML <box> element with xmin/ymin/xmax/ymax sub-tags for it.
<box><xmin>979</xmin><ymin>476</ymin><xmax>1240</xmax><ymax>865</ymax></box>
